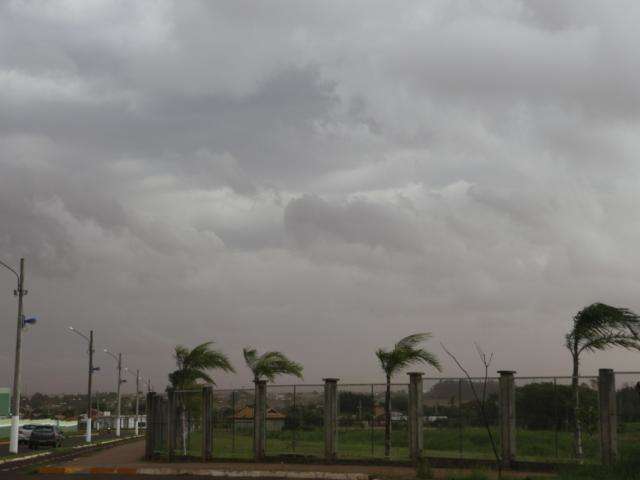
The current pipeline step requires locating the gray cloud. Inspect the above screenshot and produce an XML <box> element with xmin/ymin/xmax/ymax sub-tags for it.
<box><xmin>285</xmin><ymin>195</ymin><xmax>425</xmax><ymax>254</ymax></box>
<box><xmin>2</xmin><ymin>1</ymin><xmax>640</xmax><ymax>393</ymax></box>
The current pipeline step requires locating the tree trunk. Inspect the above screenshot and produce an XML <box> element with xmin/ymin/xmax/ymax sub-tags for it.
<box><xmin>384</xmin><ymin>374</ymin><xmax>391</xmax><ymax>458</ymax></box>
<box><xmin>572</xmin><ymin>354</ymin><xmax>583</xmax><ymax>460</ymax></box>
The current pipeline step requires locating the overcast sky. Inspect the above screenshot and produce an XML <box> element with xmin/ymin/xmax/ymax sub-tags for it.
<box><xmin>2</xmin><ymin>0</ymin><xmax>640</xmax><ymax>394</ymax></box>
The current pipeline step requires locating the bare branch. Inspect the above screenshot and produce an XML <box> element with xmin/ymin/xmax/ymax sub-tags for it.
<box><xmin>474</xmin><ymin>342</ymin><xmax>494</xmax><ymax>405</ymax></box>
<box><xmin>441</xmin><ymin>342</ymin><xmax>501</xmax><ymax>476</ymax></box>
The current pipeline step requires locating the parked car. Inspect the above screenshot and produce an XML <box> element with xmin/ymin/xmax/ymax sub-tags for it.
<box><xmin>28</xmin><ymin>425</ymin><xmax>64</xmax><ymax>449</ymax></box>
<box><xmin>18</xmin><ymin>424</ymin><xmax>38</xmax><ymax>444</ymax></box>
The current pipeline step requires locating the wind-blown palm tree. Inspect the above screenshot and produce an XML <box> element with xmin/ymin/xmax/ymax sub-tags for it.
<box><xmin>243</xmin><ymin>347</ymin><xmax>303</xmax><ymax>459</ymax></box>
<box><xmin>168</xmin><ymin>342</ymin><xmax>234</xmax><ymax>455</ymax></box>
<box><xmin>169</xmin><ymin>341</ymin><xmax>234</xmax><ymax>388</ymax></box>
<box><xmin>565</xmin><ymin>303</ymin><xmax>640</xmax><ymax>458</ymax></box>
<box><xmin>376</xmin><ymin>333</ymin><xmax>441</xmax><ymax>458</ymax></box>
<box><xmin>243</xmin><ymin>347</ymin><xmax>304</xmax><ymax>383</ymax></box>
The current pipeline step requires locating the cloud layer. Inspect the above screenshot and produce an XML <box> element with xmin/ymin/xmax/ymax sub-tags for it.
<box><xmin>1</xmin><ymin>0</ymin><xmax>640</xmax><ymax>393</ymax></box>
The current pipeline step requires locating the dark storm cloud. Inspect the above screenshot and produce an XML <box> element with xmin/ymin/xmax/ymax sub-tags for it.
<box><xmin>2</xmin><ymin>0</ymin><xmax>640</xmax><ymax>393</ymax></box>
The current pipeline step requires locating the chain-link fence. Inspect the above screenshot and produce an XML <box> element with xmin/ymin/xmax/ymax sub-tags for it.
<box><xmin>337</xmin><ymin>383</ymin><xmax>374</xmax><ymax>459</ymax></box>
<box><xmin>146</xmin><ymin>370</ymin><xmax>639</xmax><ymax>466</ymax></box>
<box><xmin>211</xmin><ymin>387</ymin><xmax>254</xmax><ymax>458</ymax></box>
<box><xmin>289</xmin><ymin>384</ymin><xmax>324</xmax><ymax>457</ymax></box>
<box><xmin>513</xmin><ymin>376</ymin><xmax>598</xmax><ymax>462</ymax></box>
<box><xmin>336</xmin><ymin>383</ymin><xmax>409</xmax><ymax>459</ymax></box>
<box><xmin>264</xmin><ymin>385</ymin><xmax>295</xmax><ymax>456</ymax></box>
<box><xmin>422</xmin><ymin>377</ymin><xmax>500</xmax><ymax>461</ymax></box>
<box><xmin>171</xmin><ymin>389</ymin><xmax>203</xmax><ymax>457</ymax></box>
<box><xmin>147</xmin><ymin>392</ymin><xmax>167</xmax><ymax>456</ymax></box>
<box><xmin>615</xmin><ymin>372</ymin><xmax>640</xmax><ymax>463</ymax></box>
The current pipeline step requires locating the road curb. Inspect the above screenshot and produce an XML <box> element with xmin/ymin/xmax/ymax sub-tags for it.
<box><xmin>0</xmin><ymin>451</ymin><xmax>52</xmax><ymax>465</ymax></box>
<box><xmin>38</xmin><ymin>466</ymin><xmax>371</xmax><ymax>479</ymax></box>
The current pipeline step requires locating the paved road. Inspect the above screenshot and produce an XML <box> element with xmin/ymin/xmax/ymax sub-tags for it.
<box><xmin>0</xmin><ymin>431</ymin><xmax>131</xmax><ymax>457</ymax></box>
<box><xmin>4</xmin><ymin>474</ymin><xmax>199</xmax><ymax>480</ymax></box>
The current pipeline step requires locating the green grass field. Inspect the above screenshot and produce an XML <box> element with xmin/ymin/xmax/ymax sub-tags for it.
<box><xmin>166</xmin><ymin>425</ymin><xmax>640</xmax><ymax>464</ymax></box>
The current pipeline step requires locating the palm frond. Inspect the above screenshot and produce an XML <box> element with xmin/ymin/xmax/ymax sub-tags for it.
<box><xmin>568</xmin><ymin>303</ymin><xmax>640</xmax><ymax>356</ymax></box>
<box><xmin>245</xmin><ymin>348</ymin><xmax>304</xmax><ymax>382</ymax></box>
<box><xmin>396</xmin><ymin>333</ymin><xmax>432</xmax><ymax>349</ymax></box>
<box><xmin>174</xmin><ymin>345</ymin><xmax>190</xmax><ymax>369</ymax></box>
<box><xmin>411</xmin><ymin>349</ymin><xmax>443</xmax><ymax>372</ymax></box>
<box><xmin>377</xmin><ymin>332</ymin><xmax>440</xmax><ymax>378</ymax></box>
<box><xmin>169</xmin><ymin>341</ymin><xmax>234</xmax><ymax>389</ymax></box>
<box><xmin>243</xmin><ymin>347</ymin><xmax>257</xmax><ymax>365</ymax></box>
<box><xmin>573</xmin><ymin>303</ymin><xmax>640</xmax><ymax>339</ymax></box>
<box><xmin>376</xmin><ymin>349</ymin><xmax>391</xmax><ymax>375</ymax></box>
<box><xmin>565</xmin><ymin>303</ymin><xmax>640</xmax><ymax>364</ymax></box>
<box><xmin>579</xmin><ymin>333</ymin><xmax>640</xmax><ymax>353</ymax></box>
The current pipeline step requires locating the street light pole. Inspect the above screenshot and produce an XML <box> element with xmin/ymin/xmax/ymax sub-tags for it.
<box><xmin>134</xmin><ymin>369</ymin><xmax>140</xmax><ymax>436</ymax></box>
<box><xmin>117</xmin><ymin>353</ymin><xmax>122</xmax><ymax>437</ymax></box>
<box><xmin>126</xmin><ymin>368</ymin><xmax>142</xmax><ymax>436</ymax></box>
<box><xmin>104</xmin><ymin>349</ymin><xmax>124</xmax><ymax>437</ymax></box>
<box><xmin>68</xmin><ymin>326</ymin><xmax>98</xmax><ymax>443</ymax></box>
<box><xmin>87</xmin><ymin>330</ymin><xmax>94</xmax><ymax>443</ymax></box>
<box><xmin>1</xmin><ymin>258</ymin><xmax>26</xmax><ymax>455</ymax></box>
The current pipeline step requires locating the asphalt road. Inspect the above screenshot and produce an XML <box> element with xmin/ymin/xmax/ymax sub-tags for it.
<box><xmin>0</xmin><ymin>431</ymin><xmax>129</xmax><ymax>457</ymax></box>
<box><xmin>3</xmin><ymin>475</ymin><xmax>202</xmax><ymax>480</ymax></box>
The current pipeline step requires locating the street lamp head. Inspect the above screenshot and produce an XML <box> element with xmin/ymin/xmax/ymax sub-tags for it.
<box><xmin>68</xmin><ymin>326</ymin><xmax>75</xmax><ymax>331</ymax></box>
<box><xmin>22</xmin><ymin>317</ymin><xmax>37</xmax><ymax>328</ymax></box>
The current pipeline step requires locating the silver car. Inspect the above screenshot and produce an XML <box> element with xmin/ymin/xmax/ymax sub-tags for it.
<box><xmin>18</xmin><ymin>424</ymin><xmax>38</xmax><ymax>443</ymax></box>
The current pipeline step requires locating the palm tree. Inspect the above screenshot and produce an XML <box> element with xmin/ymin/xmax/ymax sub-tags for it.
<box><xmin>242</xmin><ymin>347</ymin><xmax>304</xmax><ymax>383</ymax></box>
<box><xmin>565</xmin><ymin>303</ymin><xmax>640</xmax><ymax>458</ymax></box>
<box><xmin>243</xmin><ymin>347</ymin><xmax>303</xmax><ymax>459</ymax></box>
<box><xmin>168</xmin><ymin>342</ymin><xmax>234</xmax><ymax>455</ymax></box>
<box><xmin>376</xmin><ymin>333</ymin><xmax>441</xmax><ymax>458</ymax></box>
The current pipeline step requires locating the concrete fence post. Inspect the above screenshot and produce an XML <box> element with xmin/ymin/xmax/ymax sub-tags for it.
<box><xmin>157</xmin><ymin>395</ymin><xmax>164</xmax><ymax>453</ymax></box>
<box><xmin>598</xmin><ymin>368</ymin><xmax>618</xmax><ymax>465</ymax></box>
<box><xmin>167</xmin><ymin>388</ymin><xmax>176</xmax><ymax>461</ymax></box>
<box><xmin>324</xmin><ymin>378</ymin><xmax>339</xmax><ymax>461</ymax></box>
<box><xmin>408</xmin><ymin>372</ymin><xmax>424</xmax><ymax>463</ymax></box>
<box><xmin>156</xmin><ymin>396</ymin><xmax>166</xmax><ymax>454</ymax></box>
<box><xmin>498</xmin><ymin>370</ymin><xmax>516</xmax><ymax>468</ymax></box>
<box><xmin>253</xmin><ymin>380</ymin><xmax>267</xmax><ymax>460</ymax></box>
<box><xmin>202</xmin><ymin>386</ymin><xmax>213</xmax><ymax>461</ymax></box>
<box><xmin>145</xmin><ymin>392</ymin><xmax>155</xmax><ymax>459</ymax></box>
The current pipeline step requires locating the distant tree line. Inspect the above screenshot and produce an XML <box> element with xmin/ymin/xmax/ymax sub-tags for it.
<box><xmin>20</xmin><ymin>391</ymin><xmax>144</xmax><ymax>419</ymax></box>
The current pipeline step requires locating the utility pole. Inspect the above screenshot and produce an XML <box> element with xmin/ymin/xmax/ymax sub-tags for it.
<box><xmin>68</xmin><ymin>326</ymin><xmax>99</xmax><ymax>443</ymax></box>
<box><xmin>126</xmin><ymin>367</ymin><xmax>142</xmax><ymax>435</ymax></box>
<box><xmin>87</xmin><ymin>330</ymin><xmax>94</xmax><ymax>443</ymax></box>
<box><xmin>135</xmin><ymin>369</ymin><xmax>140</xmax><ymax>436</ymax></box>
<box><xmin>104</xmin><ymin>349</ymin><xmax>124</xmax><ymax>437</ymax></box>
<box><xmin>8</xmin><ymin>258</ymin><xmax>25</xmax><ymax>454</ymax></box>
<box><xmin>116</xmin><ymin>353</ymin><xmax>122</xmax><ymax>437</ymax></box>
